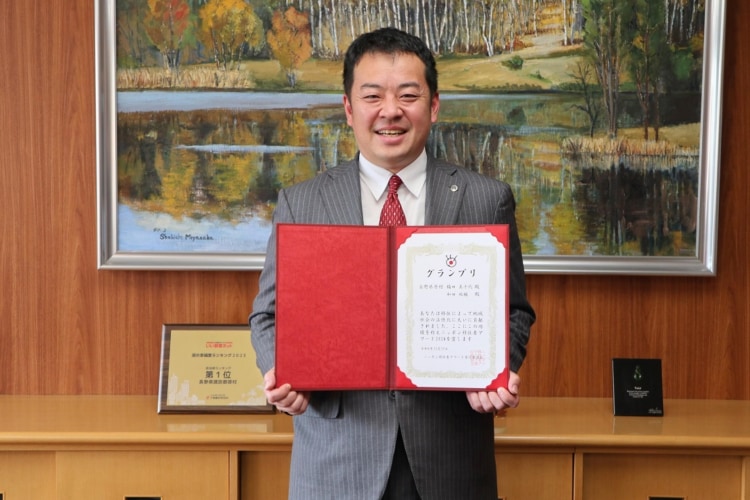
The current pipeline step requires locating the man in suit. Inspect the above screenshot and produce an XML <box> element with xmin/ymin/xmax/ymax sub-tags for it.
<box><xmin>250</xmin><ymin>27</ymin><xmax>535</xmax><ymax>499</ymax></box>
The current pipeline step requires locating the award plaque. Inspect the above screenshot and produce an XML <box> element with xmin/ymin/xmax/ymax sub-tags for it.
<box><xmin>158</xmin><ymin>324</ymin><xmax>273</xmax><ymax>413</ymax></box>
<box><xmin>612</xmin><ymin>358</ymin><xmax>664</xmax><ymax>416</ymax></box>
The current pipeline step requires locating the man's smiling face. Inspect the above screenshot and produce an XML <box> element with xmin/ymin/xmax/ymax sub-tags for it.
<box><xmin>343</xmin><ymin>51</ymin><xmax>440</xmax><ymax>174</ymax></box>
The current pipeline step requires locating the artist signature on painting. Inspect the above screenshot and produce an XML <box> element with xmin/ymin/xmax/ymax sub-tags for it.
<box><xmin>154</xmin><ymin>228</ymin><xmax>214</xmax><ymax>242</ymax></box>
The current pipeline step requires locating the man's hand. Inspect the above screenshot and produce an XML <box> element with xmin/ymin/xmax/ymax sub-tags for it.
<box><xmin>465</xmin><ymin>371</ymin><xmax>521</xmax><ymax>414</ymax></box>
<box><xmin>264</xmin><ymin>368</ymin><xmax>310</xmax><ymax>415</ymax></box>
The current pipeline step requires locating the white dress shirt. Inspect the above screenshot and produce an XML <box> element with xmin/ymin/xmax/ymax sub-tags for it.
<box><xmin>358</xmin><ymin>151</ymin><xmax>427</xmax><ymax>226</ymax></box>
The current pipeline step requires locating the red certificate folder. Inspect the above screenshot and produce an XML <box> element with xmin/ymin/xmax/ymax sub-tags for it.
<box><xmin>275</xmin><ymin>224</ymin><xmax>509</xmax><ymax>391</ymax></box>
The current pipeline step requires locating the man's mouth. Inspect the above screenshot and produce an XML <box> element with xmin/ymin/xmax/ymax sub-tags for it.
<box><xmin>377</xmin><ymin>130</ymin><xmax>405</xmax><ymax>136</ymax></box>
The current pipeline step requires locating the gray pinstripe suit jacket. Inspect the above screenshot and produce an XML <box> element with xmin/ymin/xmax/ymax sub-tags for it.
<box><xmin>250</xmin><ymin>154</ymin><xmax>535</xmax><ymax>500</ymax></box>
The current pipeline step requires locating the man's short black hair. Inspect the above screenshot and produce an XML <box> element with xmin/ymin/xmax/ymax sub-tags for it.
<box><xmin>343</xmin><ymin>27</ymin><xmax>438</xmax><ymax>98</ymax></box>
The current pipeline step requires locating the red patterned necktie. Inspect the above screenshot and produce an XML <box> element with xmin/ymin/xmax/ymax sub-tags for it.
<box><xmin>379</xmin><ymin>175</ymin><xmax>407</xmax><ymax>226</ymax></box>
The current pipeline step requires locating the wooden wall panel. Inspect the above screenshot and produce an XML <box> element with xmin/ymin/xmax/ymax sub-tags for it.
<box><xmin>1</xmin><ymin>0</ymin><xmax>748</xmax><ymax>400</ymax></box>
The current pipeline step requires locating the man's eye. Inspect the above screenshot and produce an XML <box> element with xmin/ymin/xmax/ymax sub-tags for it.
<box><xmin>400</xmin><ymin>94</ymin><xmax>419</xmax><ymax>102</ymax></box>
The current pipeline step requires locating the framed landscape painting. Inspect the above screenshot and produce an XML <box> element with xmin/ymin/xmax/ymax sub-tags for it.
<box><xmin>96</xmin><ymin>0</ymin><xmax>726</xmax><ymax>275</ymax></box>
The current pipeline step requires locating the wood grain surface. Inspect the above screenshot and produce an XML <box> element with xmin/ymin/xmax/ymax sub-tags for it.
<box><xmin>0</xmin><ymin>0</ymin><xmax>747</xmax><ymax>399</ymax></box>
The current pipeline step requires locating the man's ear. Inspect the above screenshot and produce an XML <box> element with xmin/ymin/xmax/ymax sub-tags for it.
<box><xmin>430</xmin><ymin>92</ymin><xmax>440</xmax><ymax>123</ymax></box>
<box><xmin>343</xmin><ymin>94</ymin><xmax>354</xmax><ymax>126</ymax></box>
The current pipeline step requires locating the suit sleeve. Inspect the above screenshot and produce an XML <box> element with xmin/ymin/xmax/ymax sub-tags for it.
<box><xmin>494</xmin><ymin>186</ymin><xmax>535</xmax><ymax>373</ymax></box>
<box><xmin>248</xmin><ymin>189</ymin><xmax>295</xmax><ymax>376</ymax></box>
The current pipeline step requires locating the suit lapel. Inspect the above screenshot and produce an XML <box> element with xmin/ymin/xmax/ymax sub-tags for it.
<box><xmin>425</xmin><ymin>158</ymin><xmax>462</xmax><ymax>225</ymax></box>
<box><xmin>320</xmin><ymin>159</ymin><xmax>364</xmax><ymax>225</ymax></box>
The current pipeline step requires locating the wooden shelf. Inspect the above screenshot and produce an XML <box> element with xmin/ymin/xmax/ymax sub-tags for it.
<box><xmin>494</xmin><ymin>397</ymin><xmax>750</xmax><ymax>450</ymax></box>
<box><xmin>0</xmin><ymin>395</ymin><xmax>294</xmax><ymax>447</ymax></box>
<box><xmin>0</xmin><ymin>396</ymin><xmax>748</xmax><ymax>499</ymax></box>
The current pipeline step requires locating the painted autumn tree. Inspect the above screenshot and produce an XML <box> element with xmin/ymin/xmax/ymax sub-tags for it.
<box><xmin>144</xmin><ymin>0</ymin><xmax>193</xmax><ymax>72</ymax></box>
<box><xmin>198</xmin><ymin>0</ymin><xmax>263</xmax><ymax>71</ymax></box>
<box><xmin>267</xmin><ymin>7</ymin><xmax>312</xmax><ymax>88</ymax></box>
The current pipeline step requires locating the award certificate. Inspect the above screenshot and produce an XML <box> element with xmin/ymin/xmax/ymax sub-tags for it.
<box><xmin>275</xmin><ymin>224</ymin><xmax>510</xmax><ymax>391</ymax></box>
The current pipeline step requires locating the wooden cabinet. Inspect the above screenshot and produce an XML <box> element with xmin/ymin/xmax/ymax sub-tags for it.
<box><xmin>56</xmin><ymin>451</ymin><xmax>230</xmax><ymax>499</ymax></box>
<box><xmin>496</xmin><ymin>450</ymin><xmax>573</xmax><ymax>500</ymax></box>
<box><xmin>1</xmin><ymin>396</ymin><xmax>749</xmax><ymax>500</ymax></box>
<box><xmin>579</xmin><ymin>453</ymin><xmax>744</xmax><ymax>500</ymax></box>
<box><xmin>493</xmin><ymin>398</ymin><xmax>750</xmax><ymax>500</ymax></box>
<box><xmin>240</xmin><ymin>450</ymin><xmax>291</xmax><ymax>500</ymax></box>
<box><xmin>0</xmin><ymin>396</ymin><xmax>291</xmax><ymax>500</ymax></box>
<box><xmin>0</xmin><ymin>452</ymin><xmax>56</xmax><ymax>498</ymax></box>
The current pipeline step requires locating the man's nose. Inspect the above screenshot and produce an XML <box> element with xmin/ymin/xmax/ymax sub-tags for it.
<box><xmin>380</xmin><ymin>95</ymin><xmax>404</xmax><ymax>118</ymax></box>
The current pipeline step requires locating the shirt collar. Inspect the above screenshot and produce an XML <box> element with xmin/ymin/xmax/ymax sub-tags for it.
<box><xmin>359</xmin><ymin>151</ymin><xmax>428</xmax><ymax>200</ymax></box>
